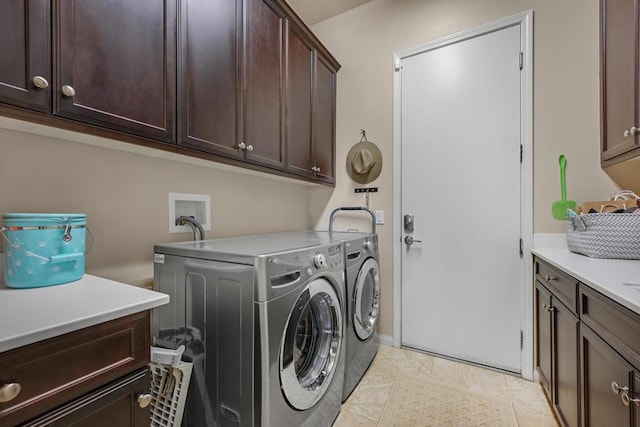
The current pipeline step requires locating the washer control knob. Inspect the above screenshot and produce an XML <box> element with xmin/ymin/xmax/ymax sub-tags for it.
<box><xmin>313</xmin><ymin>253</ymin><xmax>327</xmax><ymax>269</ymax></box>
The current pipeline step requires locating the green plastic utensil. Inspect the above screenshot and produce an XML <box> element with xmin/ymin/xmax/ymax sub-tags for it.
<box><xmin>551</xmin><ymin>154</ymin><xmax>577</xmax><ymax>220</ymax></box>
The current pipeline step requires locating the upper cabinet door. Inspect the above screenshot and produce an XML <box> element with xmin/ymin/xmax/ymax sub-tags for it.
<box><xmin>178</xmin><ymin>0</ymin><xmax>243</xmax><ymax>159</ymax></box>
<box><xmin>0</xmin><ymin>0</ymin><xmax>51</xmax><ymax>112</ymax></box>
<box><xmin>244</xmin><ymin>0</ymin><xmax>285</xmax><ymax>169</ymax></box>
<box><xmin>55</xmin><ymin>0</ymin><xmax>176</xmax><ymax>143</ymax></box>
<box><xmin>601</xmin><ymin>0</ymin><xmax>638</xmax><ymax>162</ymax></box>
<box><xmin>314</xmin><ymin>55</ymin><xmax>337</xmax><ymax>184</ymax></box>
<box><xmin>285</xmin><ymin>23</ymin><xmax>314</xmax><ymax>177</ymax></box>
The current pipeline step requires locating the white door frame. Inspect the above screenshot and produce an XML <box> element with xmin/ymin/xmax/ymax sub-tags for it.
<box><xmin>392</xmin><ymin>10</ymin><xmax>534</xmax><ymax>380</ymax></box>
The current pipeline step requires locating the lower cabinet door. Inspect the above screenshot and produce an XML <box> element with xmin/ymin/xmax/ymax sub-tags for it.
<box><xmin>536</xmin><ymin>281</ymin><xmax>553</xmax><ymax>397</ymax></box>
<box><xmin>554</xmin><ymin>298</ymin><xmax>579</xmax><ymax>427</ymax></box>
<box><xmin>22</xmin><ymin>369</ymin><xmax>150</xmax><ymax>427</ymax></box>
<box><xmin>581</xmin><ymin>324</ymin><xmax>633</xmax><ymax>427</ymax></box>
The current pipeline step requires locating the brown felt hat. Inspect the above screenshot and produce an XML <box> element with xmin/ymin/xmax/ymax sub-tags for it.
<box><xmin>346</xmin><ymin>135</ymin><xmax>382</xmax><ymax>184</ymax></box>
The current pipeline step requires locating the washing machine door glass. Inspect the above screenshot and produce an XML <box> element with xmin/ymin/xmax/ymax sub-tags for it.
<box><xmin>280</xmin><ymin>278</ymin><xmax>343</xmax><ymax>410</ymax></box>
<box><xmin>353</xmin><ymin>257</ymin><xmax>380</xmax><ymax>341</ymax></box>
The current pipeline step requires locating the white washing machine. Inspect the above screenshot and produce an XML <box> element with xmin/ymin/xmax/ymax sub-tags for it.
<box><xmin>152</xmin><ymin>233</ymin><xmax>346</xmax><ymax>426</ymax></box>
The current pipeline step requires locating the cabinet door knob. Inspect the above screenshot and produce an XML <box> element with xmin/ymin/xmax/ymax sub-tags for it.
<box><xmin>238</xmin><ymin>142</ymin><xmax>246</xmax><ymax>150</ymax></box>
<box><xmin>544</xmin><ymin>304</ymin><xmax>555</xmax><ymax>312</ymax></box>
<box><xmin>32</xmin><ymin>76</ymin><xmax>49</xmax><ymax>89</ymax></box>
<box><xmin>0</xmin><ymin>383</ymin><xmax>21</xmax><ymax>402</ymax></box>
<box><xmin>246</xmin><ymin>144</ymin><xmax>254</xmax><ymax>152</ymax></box>
<box><xmin>544</xmin><ymin>275</ymin><xmax>556</xmax><ymax>281</ymax></box>
<box><xmin>137</xmin><ymin>393</ymin><xmax>152</xmax><ymax>408</ymax></box>
<box><xmin>611</xmin><ymin>381</ymin><xmax>629</xmax><ymax>395</ymax></box>
<box><xmin>632</xmin><ymin>126</ymin><xmax>638</xmax><ymax>135</ymax></box>
<box><xmin>621</xmin><ymin>391</ymin><xmax>640</xmax><ymax>407</ymax></box>
<box><xmin>625</xmin><ymin>129</ymin><xmax>631</xmax><ymax>138</ymax></box>
<box><xmin>61</xmin><ymin>85</ymin><xmax>76</xmax><ymax>97</ymax></box>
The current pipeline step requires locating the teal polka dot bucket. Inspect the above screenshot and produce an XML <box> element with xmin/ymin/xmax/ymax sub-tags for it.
<box><xmin>1</xmin><ymin>213</ymin><xmax>88</xmax><ymax>288</ymax></box>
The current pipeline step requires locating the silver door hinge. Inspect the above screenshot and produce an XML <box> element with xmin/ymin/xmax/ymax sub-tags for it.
<box><xmin>394</xmin><ymin>57</ymin><xmax>401</xmax><ymax>71</ymax></box>
<box><xmin>519</xmin><ymin>52</ymin><xmax>523</xmax><ymax>70</ymax></box>
<box><xmin>519</xmin><ymin>238</ymin><xmax>523</xmax><ymax>258</ymax></box>
<box><xmin>520</xmin><ymin>330</ymin><xmax>523</xmax><ymax>349</ymax></box>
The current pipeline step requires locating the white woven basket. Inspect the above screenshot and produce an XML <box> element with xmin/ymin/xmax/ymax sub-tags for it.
<box><xmin>566</xmin><ymin>213</ymin><xmax>640</xmax><ymax>260</ymax></box>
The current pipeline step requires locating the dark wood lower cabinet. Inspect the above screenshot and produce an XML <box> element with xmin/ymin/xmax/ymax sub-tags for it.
<box><xmin>535</xmin><ymin>278</ymin><xmax>579</xmax><ymax>426</ymax></box>
<box><xmin>536</xmin><ymin>282</ymin><xmax>553</xmax><ymax>396</ymax></box>
<box><xmin>22</xmin><ymin>369</ymin><xmax>150</xmax><ymax>427</ymax></box>
<box><xmin>581</xmin><ymin>324</ymin><xmax>634</xmax><ymax>426</ymax></box>
<box><xmin>0</xmin><ymin>311</ymin><xmax>151</xmax><ymax>426</ymax></box>
<box><xmin>554</xmin><ymin>295</ymin><xmax>580</xmax><ymax>427</ymax></box>
<box><xmin>535</xmin><ymin>256</ymin><xmax>640</xmax><ymax>427</ymax></box>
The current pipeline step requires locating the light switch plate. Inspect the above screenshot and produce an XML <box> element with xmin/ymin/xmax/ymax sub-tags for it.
<box><xmin>375</xmin><ymin>210</ymin><xmax>384</xmax><ymax>225</ymax></box>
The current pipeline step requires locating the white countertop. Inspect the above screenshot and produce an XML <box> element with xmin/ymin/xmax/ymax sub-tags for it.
<box><xmin>532</xmin><ymin>239</ymin><xmax>640</xmax><ymax>315</ymax></box>
<box><xmin>0</xmin><ymin>274</ymin><xmax>169</xmax><ymax>353</ymax></box>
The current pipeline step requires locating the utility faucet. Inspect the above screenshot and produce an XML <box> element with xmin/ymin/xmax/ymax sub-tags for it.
<box><xmin>175</xmin><ymin>216</ymin><xmax>206</xmax><ymax>241</ymax></box>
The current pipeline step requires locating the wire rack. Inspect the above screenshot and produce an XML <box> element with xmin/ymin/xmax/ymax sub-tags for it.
<box><xmin>149</xmin><ymin>346</ymin><xmax>193</xmax><ymax>427</ymax></box>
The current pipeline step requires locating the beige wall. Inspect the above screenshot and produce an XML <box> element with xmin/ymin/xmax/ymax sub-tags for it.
<box><xmin>0</xmin><ymin>122</ymin><xmax>314</xmax><ymax>286</ymax></box>
<box><xmin>1</xmin><ymin>0</ymin><xmax>636</xmax><ymax>341</ymax></box>
<box><xmin>311</xmin><ymin>0</ymin><xmax>627</xmax><ymax>337</ymax></box>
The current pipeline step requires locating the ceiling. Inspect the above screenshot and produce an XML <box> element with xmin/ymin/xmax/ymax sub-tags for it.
<box><xmin>287</xmin><ymin>0</ymin><xmax>373</xmax><ymax>25</ymax></box>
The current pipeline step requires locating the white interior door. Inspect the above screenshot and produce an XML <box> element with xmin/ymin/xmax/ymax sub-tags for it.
<box><xmin>400</xmin><ymin>24</ymin><xmax>523</xmax><ymax>372</ymax></box>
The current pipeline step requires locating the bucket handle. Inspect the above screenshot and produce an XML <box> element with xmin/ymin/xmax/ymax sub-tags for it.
<box><xmin>0</xmin><ymin>227</ymin><xmax>94</xmax><ymax>263</ymax></box>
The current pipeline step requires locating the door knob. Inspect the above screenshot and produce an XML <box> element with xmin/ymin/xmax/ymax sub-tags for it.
<box><xmin>621</xmin><ymin>391</ymin><xmax>640</xmax><ymax>407</ymax></box>
<box><xmin>404</xmin><ymin>235</ymin><xmax>422</xmax><ymax>247</ymax></box>
<box><xmin>137</xmin><ymin>393</ymin><xmax>152</xmax><ymax>408</ymax></box>
<box><xmin>32</xmin><ymin>76</ymin><xmax>49</xmax><ymax>89</ymax></box>
<box><xmin>246</xmin><ymin>144</ymin><xmax>254</xmax><ymax>152</ymax></box>
<box><xmin>238</xmin><ymin>142</ymin><xmax>246</xmax><ymax>150</ymax></box>
<box><xmin>611</xmin><ymin>381</ymin><xmax>629</xmax><ymax>395</ymax></box>
<box><xmin>61</xmin><ymin>85</ymin><xmax>76</xmax><ymax>97</ymax></box>
<box><xmin>0</xmin><ymin>383</ymin><xmax>21</xmax><ymax>402</ymax></box>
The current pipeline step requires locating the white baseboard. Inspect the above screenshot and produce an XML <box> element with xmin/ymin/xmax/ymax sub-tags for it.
<box><xmin>376</xmin><ymin>333</ymin><xmax>394</xmax><ymax>347</ymax></box>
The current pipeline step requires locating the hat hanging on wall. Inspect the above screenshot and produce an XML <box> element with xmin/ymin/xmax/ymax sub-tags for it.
<box><xmin>346</xmin><ymin>130</ymin><xmax>383</xmax><ymax>184</ymax></box>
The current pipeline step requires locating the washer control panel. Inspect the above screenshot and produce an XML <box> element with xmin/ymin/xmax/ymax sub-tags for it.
<box><xmin>310</xmin><ymin>244</ymin><xmax>343</xmax><ymax>271</ymax></box>
<box><xmin>313</xmin><ymin>253</ymin><xmax>327</xmax><ymax>268</ymax></box>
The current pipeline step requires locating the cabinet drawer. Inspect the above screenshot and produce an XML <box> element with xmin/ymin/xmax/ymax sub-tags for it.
<box><xmin>0</xmin><ymin>311</ymin><xmax>150</xmax><ymax>426</ymax></box>
<box><xmin>535</xmin><ymin>259</ymin><xmax>578</xmax><ymax>313</ymax></box>
<box><xmin>580</xmin><ymin>285</ymin><xmax>640</xmax><ymax>369</ymax></box>
<box><xmin>22</xmin><ymin>368</ymin><xmax>150</xmax><ymax>427</ymax></box>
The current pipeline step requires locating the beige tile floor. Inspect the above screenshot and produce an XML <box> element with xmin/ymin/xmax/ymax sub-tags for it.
<box><xmin>335</xmin><ymin>345</ymin><xmax>559</xmax><ymax>427</ymax></box>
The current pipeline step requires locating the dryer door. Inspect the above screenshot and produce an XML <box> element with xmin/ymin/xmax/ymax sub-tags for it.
<box><xmin>280</xmin><ymin>278</ymin><xmax>343</xmax><ymax>410</ymax></box>
<box><xmin>353</xmin><ymin>257</ymin><xmax>380</xmax><ymax>341</ymax></box>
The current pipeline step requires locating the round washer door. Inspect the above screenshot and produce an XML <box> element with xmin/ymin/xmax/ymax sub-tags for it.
<box><xmin>280</xmin><ymin>278</ymin><xmax>343</xmax><ymax>410</ymax></box>
<box><xmin>353</xmin><ymin>257</ymin><xmax>380</xmax><ymax>341</ymax></box>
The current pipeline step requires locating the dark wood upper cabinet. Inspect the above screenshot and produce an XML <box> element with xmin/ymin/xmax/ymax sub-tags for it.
<box><xmin>285</xmin><ymin>23</ymin><xmax>314</xmax><ymax>177</ymax></box>
<box><xmin>284</xmin><ymin>24</ymin><xmax>338</xmax><ymax>183</ymax></box>
<box><xmin>177</xmin><ymin>0</ymin><xmax>243</xmax><ymax>159</ymax></box>
<box><xmin>244</xmin><ymin>0</ymin><xmax>286</xmax><ymax>169</ymax></box>
<box><xmin>0</xmin><ymin>0</ymin><xmax>339</xmax><ymax>185</ymax></box>
<box><xmin>0</xmin><ymin>0</ymin><xmax>51</xmax><ymax>112</ymax></box>
<box><xmin>601</xmin><ymin>0</ymin><xmax>640</xmax><ymax>165</ymax></box>
<box><xmin>314</xmin><ymin>54</ymin><xmax>338</xmax><ymax>184</ymax></box>
<box><xmin>54</xmin><ymin>0</ymin><xmax>176</xmax><ymax>143</ymax></box>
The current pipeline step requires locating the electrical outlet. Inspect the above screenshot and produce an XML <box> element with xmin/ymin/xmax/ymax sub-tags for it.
<box><xmin>375</xmin><ymin>210</ymin><xmax>384</xmax><ymax>225</ymax></box>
